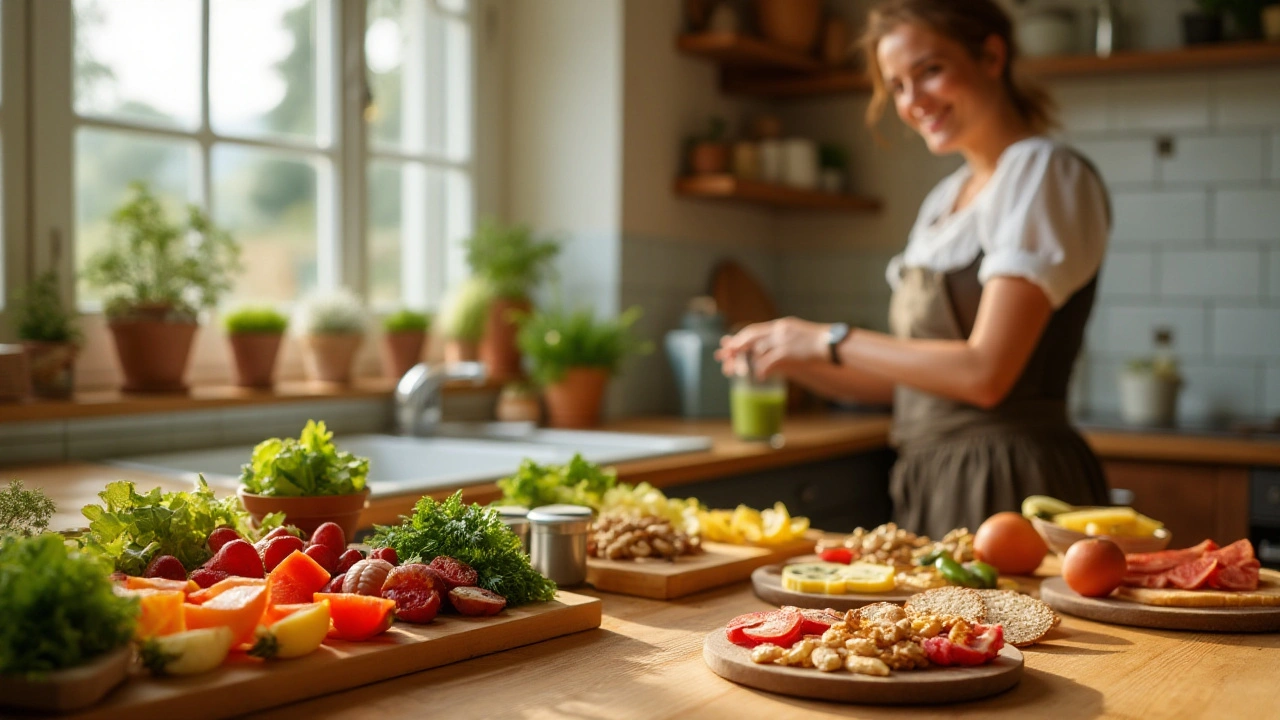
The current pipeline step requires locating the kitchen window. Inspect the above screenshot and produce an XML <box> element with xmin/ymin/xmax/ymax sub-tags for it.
<box><xmin>27</xmin><ymin>0</ymin><xmax>481</xmax><ymax>318</ymax></box>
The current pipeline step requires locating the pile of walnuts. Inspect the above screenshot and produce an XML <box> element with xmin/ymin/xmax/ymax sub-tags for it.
<box><xmin>587</xmin><ymin>511</ymin><xmax>702</xmax><ymax>561</ymax></box>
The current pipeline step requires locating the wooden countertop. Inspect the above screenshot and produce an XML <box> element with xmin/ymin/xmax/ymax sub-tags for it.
<box><xmin>239</xmin><ymin>571</ymin><xmax>1279</xmax><ymax>720</ymax></box>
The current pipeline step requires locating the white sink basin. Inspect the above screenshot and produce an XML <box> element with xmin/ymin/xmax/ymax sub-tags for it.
<box><xmin>108</xmin><ymin>429</ymin><xmax>711</xmax><ymax>499</ymax></box>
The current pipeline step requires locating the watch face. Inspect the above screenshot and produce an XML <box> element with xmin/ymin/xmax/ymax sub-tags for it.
<box><xmin>829</xmin><ymin>323</ymin><xmax>850</xmax><ymax>344</ymax></box>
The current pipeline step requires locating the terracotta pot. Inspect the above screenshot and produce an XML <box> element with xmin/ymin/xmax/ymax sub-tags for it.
<box><xmin>382</xmin><ymin>330</ymin><xmax>426</xmax><ymax>379</ymax></box>
<box><xmin>300</xmin><ymin>333</ymin><xmax>363</xmax><ymax>384</ymax></box>
<box><xmin>108</xmin><ymin>320</ymin><xmax>197</xmax><ymax>393</ymax></box>
<box><xmin>22</xmin><ymin>341</ymin><xmax>77</xmax><ymax>399</ymax></box>
<box><xmin>0</xmin><ymin>345</ymin><xmax>30</xmax><ymax>402</ymax></box>
<box><xmin>755</xmin><ymin>0</ymin><xmax>822</xmax><ymax>53</ymax></box>
<box><xmin>690</xmin><ymin>142</ymin><xmax>731</xmax><ymax>175</ymax></box>
<box><xmin>238</xmin><ymin>488</ymin><xmax>371</xmax><ymax>540</ymax></box>
<box><xmin>480</xmin><ymin>296</ymin><xmax>531</xmax><ymax>382</ymax></box>
<box><xmin>444</xmin><ymin>338</ymin><xmax>479</xmax><ymax>363</ymax></box>
<box><xmin>228</xmin><ymin>332</ymin><xmax>283</xmax><ymax>388</ymax></box>
<box><xmin>496</xmin><ymin>388</ymin><xmax>542</xmax><ymax>424</ymax></box>
<box><xmin>544</xmin><ymin>367</ymin><xmax>610</xmax><ymax>429</ymax></box>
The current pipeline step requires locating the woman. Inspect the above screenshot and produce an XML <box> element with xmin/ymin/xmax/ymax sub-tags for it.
<box><xmin>718</xmin><ymin>0</ymin><xmax>1111</xmax><ymax>539</ymax></box>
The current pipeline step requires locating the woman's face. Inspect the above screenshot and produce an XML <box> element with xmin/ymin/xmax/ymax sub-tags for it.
<box><xmin>876</xmin><ymin>22</ymin><xmax>1007</xmax><ymax>156</ymax></box>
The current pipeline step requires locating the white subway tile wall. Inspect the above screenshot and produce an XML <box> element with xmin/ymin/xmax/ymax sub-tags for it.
<box><xmin>1051</xmin><ymin>68</ymin><xmax>1280</xmax><ymax>421</ymax></box>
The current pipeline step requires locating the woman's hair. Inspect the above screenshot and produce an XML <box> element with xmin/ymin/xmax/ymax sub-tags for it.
<box><xmin>860</xmin><ymin>0</ymin><xmax>1057</xmax><ymax>135</ymax></box>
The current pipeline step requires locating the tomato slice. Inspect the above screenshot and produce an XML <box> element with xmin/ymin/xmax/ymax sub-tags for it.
<box><xmin>819</xmin><ymin>547</ymin><xmax>854</xmax><ymax>564</ymax></box>
<box><xmin>724</xmin><ymin>611</ymin><xmax>771</xmax><ymax>646</ymax></box>
<box><xmin>782</xmin><ymin>606</ymin><xmax>841</xmax><ymax>635</ymax></box>
<box><xmin>922</xmin><ymin>623</ymin><xmax>1004</xmax><ymax>666</ymax></box>
<box><xmin>741</xmin><ymin>610</ymin><xmax>803</xmax><ymax>648</ymax></box>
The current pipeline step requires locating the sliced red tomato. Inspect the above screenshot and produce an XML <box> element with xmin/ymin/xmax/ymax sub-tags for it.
<box><xmin>741</xmin><ymin>610</ymin><xmax>803</xmax><ymax>648</ymax></box>
<box><xmin>725</xmin><ymin>611</ymin><xmax>771</xmax><ymax>646</ymax></box>
<box><xmin>781</xmin><ymin>606</ymin><xmax>841</xmax><ymax>635</ymax></box>
<box><xmin>923</xmin><ymin>623</ymin><xmax>1004</xmax><ymax>666</ymax></box>
<box><xmin>818</xmin><ymin>547</ymin><xmax>854</xmax><ymax>564</ymax></box>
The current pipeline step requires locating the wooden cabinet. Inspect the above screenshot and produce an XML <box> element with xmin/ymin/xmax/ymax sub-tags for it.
<box><xmin>1103</xmin><ymin>460</ymin><xmax>1250</xmax><ymax>548</ymax></box>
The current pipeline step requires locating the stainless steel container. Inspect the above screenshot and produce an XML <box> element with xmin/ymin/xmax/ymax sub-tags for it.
<box><xmin>527</xmin><ymin>504</ymin><xmax>593</xmax><ymax>586</ymax></box>
<box><xmin>492</xmin><ymin>505</ymin><xmax>531</xmax><ymax>551</ymax></box>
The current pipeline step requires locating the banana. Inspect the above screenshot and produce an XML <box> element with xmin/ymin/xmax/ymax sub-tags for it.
<box><xmin>837</xmin><ymin>562</ymin><xmax>896</xmax><ymax>593</ymax></box>
<box><xmin>1021</xmin><ymin>495</ymin><xmax>1075</xmax><ymax>520</ymax></box>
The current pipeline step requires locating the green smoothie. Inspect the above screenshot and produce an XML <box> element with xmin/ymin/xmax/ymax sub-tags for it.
<box><xmin>731</xmin><ymin>382</ymin><xmax>786</xmax><ymax>440</ymax></box>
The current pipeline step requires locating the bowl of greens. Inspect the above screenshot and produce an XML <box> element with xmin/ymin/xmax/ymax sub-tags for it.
<box><xmin>237</xmin><ymin>420</ymin><xmax>371</xmax><ymax>538</ymax></box>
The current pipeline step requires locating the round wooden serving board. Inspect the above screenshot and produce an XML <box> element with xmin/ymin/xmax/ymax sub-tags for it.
<box><xmin>751</xmin><ymin>563</ymin><xmax>914</xmax><ymax>611</ymax></box>
<box><xmin>1040</xmin><ymin>577</ymin><xmax>1280</xmax><ymax>633</ymax></box>
<box><xmin>703</xmin><ymin>630</ymin><xmax>1023</xmax><ymax>705</ymax></box>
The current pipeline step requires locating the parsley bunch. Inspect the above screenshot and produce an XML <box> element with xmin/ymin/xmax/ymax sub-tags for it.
<box><xmin>370</xmin><ymin>492</ymin><xmax>556</xmax><ymax>606</ymax></box>
<box><xmin>0</xmin><ymin>534</ymin><xmax>137</xmax><ymax>674</ymax></box>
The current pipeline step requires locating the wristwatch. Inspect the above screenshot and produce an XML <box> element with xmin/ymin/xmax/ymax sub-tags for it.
<box><xmin>827</xmin><ymin>323</ymin><xmax>851</xmax><ymax>365</ymax></box>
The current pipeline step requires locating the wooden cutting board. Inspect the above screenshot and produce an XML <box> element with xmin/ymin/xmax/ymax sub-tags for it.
<box><xmin>57</xmin><ymin>592</ymin><xmax>601</xmax><ymax>720</ymax></box>
<box><xmin>751</xmin><ymin>562</ymin><xmax>915</xmax><ymax>611</ymax></box>
<box><xmin>703</xmin><ymin>630</ymin><xmax>1023</xmax><ymax>705</ymax></box>
<box><xmin>586</xmin><ymin>533</ymin><xmax>817</xmax><ymax>600</ymax></box>
<box><xmin>1114</xmin><ymin>569</ymin><xmax>1280</xmax><ymax>607</ymax></box>
<box><xmin>1040</xmin><ymin>576</ymin><xmax>1280</xmax><ymax>633</ymax></box>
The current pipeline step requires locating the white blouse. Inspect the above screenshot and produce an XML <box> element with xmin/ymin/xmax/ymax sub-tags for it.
<box><xmin>886</xmin><ymin>137</ymin><xmax>1110</xmax><ymax>309</ymax></box>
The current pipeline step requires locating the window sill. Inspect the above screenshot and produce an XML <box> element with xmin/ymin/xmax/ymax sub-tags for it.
<box><xmin>0</xmin><ymin>377</ymin><xmax>504</xmax><ymax>425</ymax></box>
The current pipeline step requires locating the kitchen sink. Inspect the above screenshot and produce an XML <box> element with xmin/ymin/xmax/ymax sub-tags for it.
<box><xmin>107</xmin><ymin>426</ymin><xmax>712</xmax><ymax>499</ymax></box>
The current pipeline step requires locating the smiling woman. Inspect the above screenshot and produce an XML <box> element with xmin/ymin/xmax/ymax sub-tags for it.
<box><xmin>718</xmin><ymin>0</ymin><xmax>1111</xmax><ymax>539</ymax></box>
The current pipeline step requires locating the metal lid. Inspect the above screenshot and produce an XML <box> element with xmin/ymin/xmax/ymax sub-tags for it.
<box><xmin>527</xmin><ymin>504</ymin><xmax>593</xmax><ymax>534</ymax></box>
<box><xmin>491</xmin><ymin>505</ymin><xmax>530</xmax><ymax>519</ymax></box>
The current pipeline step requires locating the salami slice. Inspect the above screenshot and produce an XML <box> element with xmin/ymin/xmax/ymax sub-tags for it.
<box><xmin>1205</xmin><ymin>539</ymin><xmax>1257</xmax><ymax>568</ymax></box>
<box><xmin>1125</xmin><ymin>539</ymin><xmax>1219</xmax><ymax>574</ymax></box>
<box><xmin>1163</xmin><ymin>556</ymin><xmax>1220</xmax><ymax>590</ymax></box>
<box><xmin>1208</xmin><ymin>560</ymin><xmax>1261</xmax><ymax>591</ymax></box>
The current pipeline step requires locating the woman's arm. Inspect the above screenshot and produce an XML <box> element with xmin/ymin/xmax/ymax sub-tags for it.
<box><xmin>720</xmin><ymin>276</ymin><xmax>1053</xmax><ymax>409</ymax></box>
<box><xmin>775</xmin><ymin>359</ymin><xmax>897</xmax><ymax>406</ymax></box>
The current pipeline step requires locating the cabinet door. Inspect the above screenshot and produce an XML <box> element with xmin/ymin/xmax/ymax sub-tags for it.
<box><xmin>1103</xmin><ymin>461</ymin><xmax>1249</xmax><ymax>548</ymax></box>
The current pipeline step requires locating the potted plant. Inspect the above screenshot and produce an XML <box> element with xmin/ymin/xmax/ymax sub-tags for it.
<box><xmin>755</xmin><ymin>0</ymin><xmax>823</xmax><ymax>52</ymax></box>
<box><xmin>516</xmin><ymin>306</ymin><xmax>651</xmax><ymax>428</ymax></box>
<box><xmin>438</xmin><ymin>276</ymin><xmax>493</xmax><ymax>363</ymax></box>
<box><xmin>818</xmin><ymin>143</ymin><xmax>848</xmax><ymax>194</ymax></box>
<box><xmin>381</xmin><ymin>308</ymin><xmax>430</xmax><ymax>379</ymax></box>
<box><xmin>11</xmin><ymin>271</ymin><xmax>80</xmax><ymax>399</ymax></box>
<box><xmin>237</xmin><ymin>420</ymin><xmax>371</xmax><ymax>538</ymax></box>
<box><xmin>294</xmin><ymin>289</ymin><xmax>366</xmax><ymax>385</ymax></box>
<box><xmin>495</xmin><ymin>382</ymin><xmax>541</xmax><ymax>423</ymax></box>
<box><xmin>687</xmin><ymin>116</ymin><xmax>731</xmax><ymax>175</ymax></box>
<box><xmin>223</xmin><ymin>306</ymin><xmax>287</xmax><ymax>389</ymax></box>
<box><xmin>464</xmin><ymin>221</ymin><xmax>560</xmax><ymax>382</ymax></box>
<box><xmin>82</xmin><ymin>182</ymin><xmax>240</xmax><ymax>393</ymax></box>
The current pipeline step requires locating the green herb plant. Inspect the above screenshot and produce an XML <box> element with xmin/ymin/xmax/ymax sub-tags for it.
<box><xmin>294</xmin><ymin>288</ymin><xmax>365</xmax><ymax>335</ymax></box>
<box><xmin>239</xmin><ymin>420</ymin><xmax>370</xmax><ymax>497</ymax></box>
<box><xmin>79</xmin><ymin>477</ymin><xmax>281</xmax><ymax>575</ymax></box>
<box><xmin>463</xmin><ymin>221</ymin><xmax>560</xmax><ymax>300</ymax></box>
<box><xmin>383</xmin><ymin>308</ymin><xmax>430</xmax><ymax>334</ymax></box>
<box><xmin>496</xmin><ymin>454</ymin><xmax>617</xmax><ymax>510</ymax></box>
<box><xmin>224</xmin><ymin>306</ymin><xmax>288</xmax><ymax>335</ymax></box>
<box><xmin>515</xmin><ymin>305</ymin><xmax>651</xmax><ymax>387</ymax></box>
<box><xmin>82</xmin><ymin>181</ymin><xmax>241</xmax><ymax>322</ymax></box>
<box><xmin>0</xmin><ymin>480</ymin><xmax>58</xmax><ymax>538</ymax></box>
<box><xmin>370</xmin><ymin>491</ymin><xmax>557</xmax><ymax>606</ymax></box>
<box><xmin>12</xmin><ymin>271</ymin><xmax>81</xmax><ymax>344</ymax></box>
<box><xmin>0</xmin><ymin>534</ymin><xmax>138</xmax><ymax>675</ymax></box>
<box><xmin>818</xmin><ymin>143</ymin><xmax>849</xmax><ymax>170</ymax></box>
<box><xmin>438</xmin><ymin>276</ymin><xmax>493</xmax><ymax>342</ymax></box>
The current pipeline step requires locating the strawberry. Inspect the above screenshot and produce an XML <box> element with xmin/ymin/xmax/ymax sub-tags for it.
<box><xmin>207</xmin><ymin>526</ymin><xmax>242</xmax><ymax>554</ymax></box>
<box><xmin>253</xmin><ymin>526</ymin><xmax>298</xmax><ymax>554</ymax></box>
<box><xmin>190</xmin><ymin>568</ymin><xmax>230</xmax><ymax>589</ymax></box>
<box><xmin>204</xmin><ymin>539</ymin><xmax>265</xmax><ymax>578</ymax></box>
<box><xmin>308</xmin><ymin>522</ymin><xmax>346</xmax><ymax>556</ymax></box>
<box><xmin>145</xmin><ymin>554</ymin><xmax>188</xmax><ymax>582</ymax></box>
<box><xmin>370</xmin><ymin>547</ymin><xmax>398</xmax><ymax>566</ymax></box>
<box><xmin>262</xmin><ymin>535</ymin><xmax>306</xmax><ymax>573</ymax></box>
<box><xmin>305</xmin><ymin>544</ymin><xmax>339</xmax><ymax>574</ymax></box>
<box><xmin>321</xmin><ymin>573</ymin><xmax>346</xmax><ymax>594</ymax></box>
<box><xmin>335</xmin><ymin>548</ymin><xmax>364</xmax><ymax>575</ymax></box>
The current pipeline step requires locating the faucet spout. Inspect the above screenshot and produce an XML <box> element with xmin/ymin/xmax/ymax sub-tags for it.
<box><xmin>395</xmin><ymin>361</ymin><xmax>487</xmax><ymax>436</ymax></box>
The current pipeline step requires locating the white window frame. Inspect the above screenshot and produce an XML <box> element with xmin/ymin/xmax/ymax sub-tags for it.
<box><xmin>20</xmin><ymin>0</ymin><xmax>500</xmax><ymax>386</ymax></box>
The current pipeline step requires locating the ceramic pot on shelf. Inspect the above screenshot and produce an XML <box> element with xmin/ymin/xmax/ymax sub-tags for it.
<box><xmin>228</xmin><ymin>332</ymin><xmax>283</xmax><ymax>388</ymax></box>
<box><xmin>109</xmin><ymin>319</ymin><xmax>197</xmax><ymax>394</ymax></box>
<box><xmin>755</xmin><ymin>0</ymin><xmax>822</xmax><ymax>52</ymax></box>
<box><xmin>0</xmin><ymin>345</ymin><xmax>30</xmax><ymax>402</ymax></box>
<box><xmin>689</xmin><ymin>142</ymin><xmax>731</xmax><ymax>175</ymax></box>
<box><xmin>544</xmin><ymin>367</ymin><xmax>610</xmax><ymax>429</ymax></box>
<box><xmin>300</xmin><ymin>333</ymin><xmax>363</xmax><ymax>385</ymax></box>
<box><xmin>21</xmin><ymin>341</ymin><xmax>76</xmax><ymax>399</ymax></box>
<box><xmin>479</xmin><ymin>296</ymin><xmax>531</xmax><ymax>383</ymax></box>
<box><xmin>382</xmin><ymin>330</ymin><xmax>426</xmax><ymax>380</ymax></box>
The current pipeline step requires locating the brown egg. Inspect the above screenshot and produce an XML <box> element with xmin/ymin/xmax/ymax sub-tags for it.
<box><xmin>1062</xmin><ymin>538</ymin><xmax>1127</xmax><ymax>597</ymax></box>
<box><xmin>973</xmin><ymin>512</ymin><xmax>1049</xmax><ymax>575</ymax></box>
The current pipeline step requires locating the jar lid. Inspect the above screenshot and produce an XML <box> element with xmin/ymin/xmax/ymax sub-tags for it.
<box><xmin>528</xmin><ymin>504</ymin><xmax>593</xmax><ymax>534</ymax></box>
<box><xmin>491</xmin><ymin>505</ymin><xmax>530</xmax><ymax>519</ymax></box>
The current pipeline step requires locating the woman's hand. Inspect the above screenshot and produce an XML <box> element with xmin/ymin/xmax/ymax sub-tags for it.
<box><xmin>716</xmin><ymin>317</ymin><xmax>831</xmax><ymax>378</ymax></box>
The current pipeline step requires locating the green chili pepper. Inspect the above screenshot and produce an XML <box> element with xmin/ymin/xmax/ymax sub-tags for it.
<box><xmin>935</xmin><ymin>556</ymin><xmax>984</xmax><ymax>588</ymax></box>
<box><xmin>965</xmin><ymin>560</ymin><xmax>999</xmax><ymax>589</ymax></box>
<box><xmin>916</xmin><ymin>548</ymin><xmax>946</xmax><ymax>567</ymax></box>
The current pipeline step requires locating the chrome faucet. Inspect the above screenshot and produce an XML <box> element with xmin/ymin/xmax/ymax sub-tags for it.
<box><xmin>395</xmin><ymin>362</ymin><xmax>487</xmax><ymax>436</ymax></box>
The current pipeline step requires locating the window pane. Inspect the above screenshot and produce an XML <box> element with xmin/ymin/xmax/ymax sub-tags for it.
<box><xmin>367</xmin><ymin>0</ymin><xmax>471</xmax><ymax>160</ymax></box>
<box><xmin>367</xmin><ymin>159</ymin><xmax>407</xmax><ymax>307</ymax></box>
<box><xmin>212</xmin><ymin>144</ymin><xmax>320</xmax><ymax>304</ymax></box>
<box><xmin>75</xmin><ymin>128</ymin><xmax>199</xmax><ymax>307</ymax></box>
<box><xmin>73</xmin><ymin>0</ymin><xmax>201</xmax><ymax>130</ymax></box>
<box><xmin>211</xmin><ymin>0</ymin><xmax>327</xmax><ymax>145</ymax></box>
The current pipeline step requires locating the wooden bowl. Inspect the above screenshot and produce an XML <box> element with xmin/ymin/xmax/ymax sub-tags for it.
<box><xmin>1031</xmin><ymin>515</ymin><xmax>1172</xmax><ymax>555</ymax></box>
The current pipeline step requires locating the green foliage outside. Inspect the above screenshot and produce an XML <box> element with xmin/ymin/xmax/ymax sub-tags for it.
<box><xmin>438</xmin><ymin>276</ymin><xmax>493</xmax><ymax>342</ymax></box>
<box><xmin>516</xmin><ymin>306</ymin><xmax>651</xmax><ymax>386</ymax></box>
<box><xmin>464</xmin><ymin>221</ymin><xmax>561</xmax><ymax>300</ymax></box>
<box><xmin>0</xmin><ymin>534</ymin><xmax>138</xmax><ymax>675</ymax></box>
<box><xmin>382</xmin><ymin>309</ymin><xmax>431</xmax><ymax>333</ymax></box>
<box><xmin>0</xmin><ymin>481</ymin><xmax>58</xmax><ymax>538</ymax></box>
<box><xmin>12</xmin><ymin>272</ymin><xmax>81</xmax><ymax>344</ymax></box>
<box><xmin>239</xmin><ymin>421</ymin><xmax>370</xmax><ymax>498</ymax></box>
<box><xmin>223</xmin><ymin>306</ymin><xmax>288</xmax><ymax>335</ymax></box>
<box><xmin>82</xmin><ymin>182</ymin><xmax>241</xmax><ymax>322</ymax></box>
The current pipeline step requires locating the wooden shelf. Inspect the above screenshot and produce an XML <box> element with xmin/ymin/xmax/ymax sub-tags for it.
<box><xmin>680</xmin><ymin>32</ymin><xmax>1280</xmax><ymax>98</ymax></box>
<box><xmin>675</xmin><ymin>175</ymin><xmax>881</xmax><ymax>212</ymax></box>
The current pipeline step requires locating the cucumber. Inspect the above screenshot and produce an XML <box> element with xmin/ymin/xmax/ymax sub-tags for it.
<box><xmin>781</xmin><ymin>562</ymin><xmax>848</xmax><ymax>595</ymax></box>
